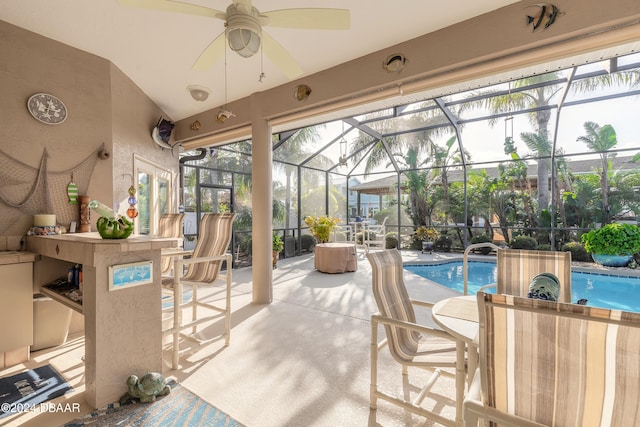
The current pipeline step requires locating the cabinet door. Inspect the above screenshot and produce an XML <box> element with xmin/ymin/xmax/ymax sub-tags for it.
<box><xmin>0</xmin><ymin>263</ymin><xmax>33</xmax><ymax>352</ymax></box>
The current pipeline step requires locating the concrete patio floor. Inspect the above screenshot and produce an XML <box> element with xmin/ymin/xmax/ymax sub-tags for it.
<box><xmin>8</xmin><ymin>248</ymin><xmax>475</xmax><ymax>427</ymax></box>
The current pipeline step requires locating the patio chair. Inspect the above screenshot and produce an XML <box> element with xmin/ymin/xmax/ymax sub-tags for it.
<box><xmin>364</xmin><ymin>217</ymin><xmax>388</xmax><ymax>252</ymax></box>
<box><xmin>158</xmin><ymin>213</ymin><xmax>185</xmax><ymax>275</ymax></box>
<box><xmin>330</xmin><ymin>224</ymin><xmax>354</xmax><ymax>243</ymax></box>
<box><xmin>162</xmin><ymin>212</ymin><xmax>235</xmax><ymax>369</ymax></box>
<box><xmin>367</xmin><ymin>249</ymin><xmax>465</xmax><ymax>426</ymax></box>
<box><xmin>492</xmin><ymin>248</ymin><xmax>572</xmax><ymax>303</ymax></box>
<box><xmin>464</xmin><ymin>292</ymin><xmax>640</xmax><ymax>426</ymax></box>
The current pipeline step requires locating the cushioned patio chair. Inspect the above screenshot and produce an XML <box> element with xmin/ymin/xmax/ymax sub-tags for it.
<box><xmin>367</xmin><ymin>249</ymin><xmax>465</xmax><ymax>426</ymax></box>
<box><xmin>491</xmin><ymin>249</ymin><xmax>572</xmax><ymax>303</ymax></box>
<box><xmin>465</xmin><ymin>292</ymin><xmax>640</xmax><ymax>426</ymax></box>
<box><xmin>162</xmin><ymin>212</ymin><xmax>235</xmax><ymax>369</ymax></box>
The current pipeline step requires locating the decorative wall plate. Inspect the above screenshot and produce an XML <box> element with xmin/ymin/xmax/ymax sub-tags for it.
<box><xmin>27</xmin><ymin>93</ymin><xmax>68</xmax><ymax>124</ymax></box>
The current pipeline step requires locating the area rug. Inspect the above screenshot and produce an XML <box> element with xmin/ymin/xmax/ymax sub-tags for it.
<box><xmin>64</xmin><ymin>381</ymin><xmax>244</xmax><ymax>426</ymax></box>
<box><xmin>0</xmin><ymin>365</ymin><xmax>72</xmax><ymax>419</ymax></box>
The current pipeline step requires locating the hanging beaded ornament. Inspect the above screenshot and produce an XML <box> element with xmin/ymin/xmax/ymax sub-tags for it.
<box><xmin>126</xmin><ymin>185</ymin><xmax>139</xmax><ymax>219</ymax></box>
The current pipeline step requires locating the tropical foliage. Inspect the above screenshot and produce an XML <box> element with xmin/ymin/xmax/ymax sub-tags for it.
<box><xmin>181</xmin><ymin>52</ymin><xmax>640</xmax><ymax>264</ymax></box>
<box><xmin>304</xmin><ymin>215</ymin><xmax>340</xmax><ymax>243</ymax></box>
<box><xmin>581</xmin><ymin>223</ymin><xmax>640</xmax><ymax>255</ymax></box>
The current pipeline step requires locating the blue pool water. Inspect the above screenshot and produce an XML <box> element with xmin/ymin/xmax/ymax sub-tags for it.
<box><xmin>405</xmin><ymin>261</ymin><xmax>640</xmax><ymax>312</ymax></box>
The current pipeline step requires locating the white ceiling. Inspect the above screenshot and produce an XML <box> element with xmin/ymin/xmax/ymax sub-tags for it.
<box><xmin>0</xmin><ymin>0</ymin><xmax>520</xmax><ymax>122</ymax></box>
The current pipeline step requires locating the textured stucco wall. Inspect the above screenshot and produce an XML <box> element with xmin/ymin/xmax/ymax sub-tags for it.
<box><xmin>0</xmin><ymin>20</ymin><xmax>178</xmax><ymax>236</ymax></box>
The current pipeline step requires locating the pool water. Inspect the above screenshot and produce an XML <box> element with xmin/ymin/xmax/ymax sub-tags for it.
<box><xmin>405</xmin><ymin>261</ymin><xmax>640</xmax><ymax>312</ymax></box>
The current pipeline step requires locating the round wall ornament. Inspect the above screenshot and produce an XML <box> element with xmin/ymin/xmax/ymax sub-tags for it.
<box><xmin>27</xmin><ymin>93</ymin><xmax>68</xmax><ymax>124</ymax></box>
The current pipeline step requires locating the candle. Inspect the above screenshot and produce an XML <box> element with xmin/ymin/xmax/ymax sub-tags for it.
<box><xmin>34</xmin><ymin>214</ymin><xmax>56</xmax><ymax>227</ymax></box>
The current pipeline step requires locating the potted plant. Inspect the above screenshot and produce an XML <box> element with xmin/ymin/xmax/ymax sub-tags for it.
<box><xmin>415</xmin><ymin>226</ymin><xmax>438</xmax><ymax>254</ymax></box>
<box><xmin>272</xmin><ymin>234</ymin><xmax>284</xmax><ymax>268</ymax></box>
<box><xmin>304</xmin><ymin>215</ymin><xmax>340</xmax><ymax>244</ymax></box>
<box><xmin>581</xmin><ymin>223</ymin><xmax>640</xmax><ymax>267</ymax></box>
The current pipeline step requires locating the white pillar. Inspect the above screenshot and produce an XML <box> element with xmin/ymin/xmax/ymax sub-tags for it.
<box><xmin>251</xmin><ymin>109</ymin><xmax>273</xmax><ymax>304</ymax></box>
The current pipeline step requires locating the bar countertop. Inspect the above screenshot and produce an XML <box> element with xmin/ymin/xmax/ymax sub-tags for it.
<box><xmin>27</xmin><ymin>232</ymin><xmax>177</xmax><ymax>266</ymax></box>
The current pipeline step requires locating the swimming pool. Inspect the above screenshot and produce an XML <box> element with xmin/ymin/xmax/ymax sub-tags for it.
<box><xmin>405</xmin><ymin>261</ymin><xmax>640</xmax><ymax>312</ymax></box>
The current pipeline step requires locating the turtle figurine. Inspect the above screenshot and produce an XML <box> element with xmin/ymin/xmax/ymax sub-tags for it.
<box><xmin>119</xmin><ymin>372</ymin><xmax>171</xmax><ymax>404</ymax></box>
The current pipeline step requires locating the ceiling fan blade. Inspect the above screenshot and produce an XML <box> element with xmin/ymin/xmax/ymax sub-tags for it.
<box><xmin>262</xmin><ymin>32</ymin><xmax>303</xmax><ymax>80</ymax></box>
<box><xmin>192</xmin><ymin>32</ymin><xmax>225</xmax><ymax>71</ymax></box>
<box><xmin>117</xmin><ymin>0</ymin><xmax>225</xmax><ymax>19</ymax></box>
<box><xmin>262</xmin><ymin>8</ymin><xmax>350</xmax><ymax>30</ymax></box>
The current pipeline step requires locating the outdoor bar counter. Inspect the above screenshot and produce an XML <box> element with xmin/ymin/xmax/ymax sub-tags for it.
<box><xmin>27</xmin><ymin>232</ymin><xmax>178</xmax><ymax>409</ymax></box>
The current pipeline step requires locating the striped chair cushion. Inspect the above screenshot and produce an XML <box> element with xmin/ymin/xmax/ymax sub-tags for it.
<box><xmin>158</xmin><ymin>213</ymin><xmax>185</xmax><ymax>274</ymax></box>
<box><xmin>182</xmin><ymin>213</ymin><xmax>235</xmax><ymax>283</ymax></box>
<box><xmin>478</xmin><ymin>292</ymin><xmax>640</xmax><ymax>426</ymax></box>
<box><xmin>496</xmin><ymin>249</ymin><xmax>572</xmax><ymax>303</ymax></box>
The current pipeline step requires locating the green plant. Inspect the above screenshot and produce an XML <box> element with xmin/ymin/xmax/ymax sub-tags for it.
<box><xmin>385</xmin><ymin>232</ymin><xmax>398</xmax><ymax>249</ymax></box>
<box><xmin>415</xmin><ymin>226</ymin><xmax>438</xmax><ymax>242</ymax></box>
<box><xmin>435</xmin><ymin>235</ymin><xmax>452</xmax><ymax>252</ymax></box>
<box><xmin>304</xmin><ymin>215</ymin><xmax>340</xmax><ymax>243</ymax></box>
<box><xmin>510</xmin><ymin>235</ymin><xmax>538</xmax><ymax>250</ymax></box>
<box><xmin>581</xmin><ymin>223</ymin><xmax>640</xmax><ymax>255</ymax></box>
<box><xmin>272</xmin><ymin>234</ymin><xmax>284</xmax><ymax>252</ymax></box>
<box><xmin>561</xmin><ymin>241</ymin><xmax>591</xmax><ymax>262</ymax></box>
<box><xmin>470</xmin><ymin>234</ymin><xmax>493</xmax><ymax>254</ymax></box>
<box><xmin>300</xmin><ymin>234</ymin><xmax>316</xmax><ymax>252</ymax></box>
<box><xmin>536</xmin><ymin>244</ymin><xmax>552</xmax><ymax>251</ymax></box>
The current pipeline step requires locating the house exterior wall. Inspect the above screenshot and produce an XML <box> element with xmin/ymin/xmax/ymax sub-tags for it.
<box><xmin>0</xmin><ymin>20</ymin><xmax>178</xmax><ymax>237</ymax></box>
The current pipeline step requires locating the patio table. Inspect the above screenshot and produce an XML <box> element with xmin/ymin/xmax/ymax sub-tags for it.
<box><xmin>314</xmin><ymin>242</ymin><xmax>357</xmax><ymax>273</ymax></box>
<box><xmin>431</xmin><ymin>295</ymin><xmax>480</xmax><ymax>397</ymax></box>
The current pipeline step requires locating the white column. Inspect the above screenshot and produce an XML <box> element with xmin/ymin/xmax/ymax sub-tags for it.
<box><xmin>251</xmin><ymin>111</ymin><xmax>273</xmax><ymax>304</ymax></box>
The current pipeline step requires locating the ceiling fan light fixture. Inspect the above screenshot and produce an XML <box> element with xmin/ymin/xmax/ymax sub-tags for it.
<box><xmin>226</xmin><ymin>5</ymin><xmax>262</xmax><ymax>58</ymax></box>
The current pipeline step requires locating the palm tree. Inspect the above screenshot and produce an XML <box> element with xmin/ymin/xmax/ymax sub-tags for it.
<box><xmin>349</xmin><ymin>105</ymin><xmax>458</xmax><ymax>226</ymax></box>
<box><xmin>462</xmin><ymin>69</ymin><xmax>639</xmax><ymax>221</ymax></box>
<box><xmin>576</xmin><ymin>121</ymin><xmax>618</xmax><ymax>223</ymax></box>
<box><xmin>462</xmin><ymin>75</ymin><xmax>564</xmax><ymax>215</ymax></box>
<box><xmin>431</xmin><ymin>135</ymin><xmax>469</xmax><ymax>225</ymax></box>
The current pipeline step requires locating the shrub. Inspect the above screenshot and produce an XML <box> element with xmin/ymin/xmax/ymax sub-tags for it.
<box><xmin>385</xmin><ymin>232</ymin><xmax>398</xmax><ymax>249</ymax></box>
<box><xmin>435</xmin><ymin>235</ymin><xmax>452</xmax><ymax>252</ymax></box>
<box><xmin>561</xmin><ymin>241</ymin><xmax>590</xmax><ymax>262</ymax></box>
<box><xmin>581</xmin><ymin>223</ymin><xmax>640</xmax><ymax>255</ymax></box>
<box><xmin>300</xmin><ymin>234</ymin><xmax>316</xmax><ymax>252</ymax></box>
<box><xmin>510</xmin><ymin>235</ymin><xmax>538</xmax><ymax>250</ymax></box>
<box><xmin>536</xmin><ymin>244</ymin><xmax>552</xmax><ymax>251</ymax></box>
<box><xmin>356</xmin><ymin>230</ymin><xmax>376</xmax><ymax>244</ymax></box>
<box><xmin>470</xmin><ymin>234</ymin><xmax>493</xmax><ymax>254</ymax></box>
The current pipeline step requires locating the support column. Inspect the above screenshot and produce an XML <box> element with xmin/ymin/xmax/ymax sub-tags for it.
<box><xmin>251</xmin><ymin>109</ymin><xmax>273</xmax><ymax>304</ymax></box>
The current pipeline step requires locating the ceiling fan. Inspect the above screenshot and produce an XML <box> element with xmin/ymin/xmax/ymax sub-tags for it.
<box><xmin>117</xmin><ymin>0</ymin><xmax>350</xmax><ymax>79</ymax></box>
